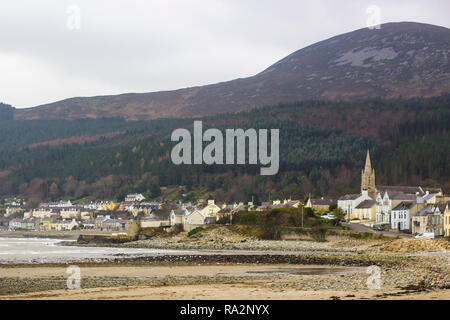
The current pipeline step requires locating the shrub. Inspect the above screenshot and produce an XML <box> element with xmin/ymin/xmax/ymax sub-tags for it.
<box><xmin>188</xmin><ymin>227</ymin><xmax>205</xmax><ymax>237</ymax></box>
<box><xmin>260</xmin><ymin>212</ymin><xmax>287</xmax><ymax>240</ymax></box>
<box><xmin>232</xmin><ymin>211</ymin><xmax>261</xmax><ymax>225</ymax></box>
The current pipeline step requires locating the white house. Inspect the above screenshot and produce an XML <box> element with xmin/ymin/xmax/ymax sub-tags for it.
<box><xmin>125</xmin><ymin>194</ymin><xmax>145</xmax><ymax>202</ymax></box>
<box><xmin>58</xmin><ymin>219</ymin><xmax>79</xmax><ymax>231</ymax></box>
<box><xmin>390</xmin><ymin>201</ymin><xmax>415</xmax><ymax>231</ymax></box>
<box><xmin>376</xmin><ymin>192</ymin><xmax>417</xmax><ymax>224</ymax></box>
<box><xmin>48</xmin><ymin>200</ymin><xmax>72</xmax><ymax>208</ymax></box>
<box><xmin>338</xmin><ymin>190</ymin><xmax>372</xmax><ymax>217</ymax></box>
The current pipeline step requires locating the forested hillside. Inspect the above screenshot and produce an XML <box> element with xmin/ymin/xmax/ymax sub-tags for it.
<box><xmin>0</xmin><ymin>96</ymin><xmax>448</xmax><ymax>202</ymax></box>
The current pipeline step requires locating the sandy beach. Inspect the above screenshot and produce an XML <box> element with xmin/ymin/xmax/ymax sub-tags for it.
<box><xmin>1</xmin><ymin>264</ymin><xmax>449</xmax><ymax>300</ymax></box>
<box><xmin>0</xmin><ymin>233</ymin><xmax>448</xmax><ymax>300</ymax></box>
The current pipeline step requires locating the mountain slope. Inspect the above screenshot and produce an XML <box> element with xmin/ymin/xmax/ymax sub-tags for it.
<box><xmin>14</xmin><ymin>22</ymin><xmax>450</xmax><ymax>121</ymax></box>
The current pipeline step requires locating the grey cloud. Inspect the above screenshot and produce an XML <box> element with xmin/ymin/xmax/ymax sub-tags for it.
<box><xmin>1</xmin><ymin>0</ymin><xmax>449</xmax><ymax>107</ymax></box>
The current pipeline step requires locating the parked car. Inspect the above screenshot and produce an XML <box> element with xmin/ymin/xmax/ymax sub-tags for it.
<box><xmin>372</xmin><ymin>224</ymin><xmax>384</xmax><ymax>231</ymax></box>
<box><xmin>321</xmin><ymin>214</ymin><xmax>335</xmax><ymax>220</ymax></box>
<box><xmin>415</xmin><ymin>233</ymin><xmax>435</xmax><ymax>239</ymax></box>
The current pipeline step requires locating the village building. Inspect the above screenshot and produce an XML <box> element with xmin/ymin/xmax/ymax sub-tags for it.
<box><xmin>412</xmin><ymin>205</ymin><xmax>444</xmax><ymax>236</ymax></box>
<box><xmin>80</xmin><ymin>219</ymin><xmax>96</xmax><ymax>229</ymax></box>
<box><xmin>306</xmin><ymin>197</ymin><xmax>336</xmax><ymax>211</ymax></box>
<box><xmin>39</xmin><ymin>217</ymin><xmax>52</xmax><ymax>231</ymax></box>
<box><xmin>353</xmin><ymin>199</ymin><xmax>377</xmax><ymax>221</ymax></box>
<box><xmin>46</xmin><ymin>200</ymin><xmax>72</xmax><ymax>208</ymax></box>
<box><xmin>199</xmin><ymin>200</ymin><xmax>221</xmax><ymax>218</ymax></box>
<box><xmin>31</xmin><ymin>207</ymin><xmax>60</xmax><ymax>219</ymax></box>
<box><xmin>60</xmin><ymin>206</ymin><xmax>81</xmax><ymax>219</ymax></box>
<box><xmin>8</xmin><ymin>219</ymin><xmax>38</xmax><ymax>231</ymax></box>
<box><xmin>376</xmin><ymin>192</ymin><xmax>419</xmax><ymax>224</ymax></box>
<box><xmin>443</xmin><ymin>203</ymin><xmax>450</xmax><ymax>237</ymax></box>
<box><xmin>390</xmin><ymin>201</ymin><xmax>415</xmax><ymax>231</ymax></box>
<box><xmin>125</xmin><ymin>194</ymin><xmax>145</xmax><ymax>202</ymax></box>
<box><xmin>170</xmin><ymin>208</ymin><xmax>189</xmax><ymax>226</ymax></box>
<box><xmin>50</xmin><ymin>219</ymin><xmax>79</xmax><ymax>231</ymax></box>
<box><xmin>5</xmin><ymin>206</ymin><xmax>24</xmax><ymax>217</ymax></box>
<box><xmin>185</xmin><ymin>210</ymin><xmax>207</xmax><ymax>225</ymax></box>
<box><xmin>338</xmin><ymin>191</ymin><xmax>372</xmax><ymax>218</ymax></box>
<box><xmin>102</xmin><ymin>218</ymin><xmax>127</xmax><ymax>231</ymax></box>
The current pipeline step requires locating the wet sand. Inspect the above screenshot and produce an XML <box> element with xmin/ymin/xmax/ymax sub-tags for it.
<box><xmin>1</xmin><ymin>264</ymin><xmax>448</xmax><ymax>300</ymax></box>
<box><xmin>0</xmin><ymin>264</ymin><xmax>363</xmax><ymax>278</ymax></box>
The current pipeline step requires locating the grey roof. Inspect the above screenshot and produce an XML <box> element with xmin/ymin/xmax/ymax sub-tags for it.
<box><xmin>376</xmin><ymin>186</ymin><xmax>423</xmax><ymax>195</ymax></box>
<box><xmin>355</xmin><ymin>200</ymin><xmax>377</xmax><ymax>209</ymax></box>
<box><xmin>391</xmin><ymin>193</ymin><xmax>417</xmax><ymax>201</ymax></box>
<box><xmin>423</xmin><ymin>193</ymin><xmax>439</xmax><ymax>202</ymax></box>
<box><xmin>310</xmin><ymin>198</ymin><xmax>336</xmax><ymax>205</ymax></box>
<box><xmin>104</xmin><ymin>219</ymin><xmax>127</xmax><ymax>224</ymax></box>
<box><xmin>413</xmin><ymin>206</ymin><xmax>433</xmax><ymax>217</ymax></box>
<box><xmin>392</xmin><ymin>201</ymin><xmax>415</xmax><ymax>211</ymax></box>
<box><xmin>339</xmin><ymin>194</ymin><xmax>360</xmax><ymax>201</ymax></box>
<box><xmin>173</xmin><ymin>209</ymin><xmax>186</xmax><ymax>216</ymax></box>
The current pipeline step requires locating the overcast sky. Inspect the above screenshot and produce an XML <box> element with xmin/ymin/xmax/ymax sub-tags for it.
<box><xmin>1</xmin><ymin>0</ymin><xmax>449</xmax><ymax>108</ymax></box>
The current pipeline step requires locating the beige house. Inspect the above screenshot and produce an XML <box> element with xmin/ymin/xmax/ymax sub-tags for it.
<box><xmin>412</xmin><ymin>206</ymin><xmax>443</xmax><ymax>236</ymax></box>
<box><xmin>353</xmin><ymin>200</ymin><xmax>377</xmax><ymax>221</ymax></box>
<box><xmin>185</xmin><ymin>210</ymin><xmax>207</xmax><ymax>225</ymax></box>
<box><xmin>443</xmin><ymin>203</ymin><xmax>450</xmax><ymax>237</ymax></box>
<box><xmin>32</xmin><ymin>208</ymin><xmax>58</xmax><ymax>218</ymax></box>
<box><xmin>51</xmin><ymin>219</ymin><xmax>79</xmax><ymax>231</ymax></box>
<box><xmin>170</xmin><ymin>208</ymin><xmax>188</xmax><ymax>226</ymax></box>
<box><xmin>306</xmin><ymin>197</ymin><xmax>336</xmax><ymax>211</ymax></box>
<box><xmin>199</xmin><ymin>200</ymin><xmax>221</xmax><ymax>218</ymax></box>
<box><xmin>60</xmin><ymin>207</ymin><xmax>81</xmax><ymax>219</ymax></box>
<box><xmin>39</xmin><ymin>218</ymin><xmax>52</xmax><ymax>231</ymax></box>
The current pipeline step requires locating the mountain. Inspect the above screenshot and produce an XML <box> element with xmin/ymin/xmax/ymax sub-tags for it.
<box><xmin>14</xmin><ymin>22</ymin><xmax>450</xmax><ymax>121</ymax></box>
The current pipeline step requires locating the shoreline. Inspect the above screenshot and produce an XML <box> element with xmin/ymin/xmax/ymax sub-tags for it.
<box><xmin>1</xmin><ymin>232</ymin><xmax>448</xmax><ymax>300</ymax></box>
<box><xmin>0</xmin><ymin>230</ymin><xmax>113</xmax><ymax>240</ymax></box>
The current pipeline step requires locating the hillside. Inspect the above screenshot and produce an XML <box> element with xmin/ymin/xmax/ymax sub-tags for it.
<box><xmin>13</xmin><ymin>22</ymin><xmax>450</xmax><ymax>121</ymax></box>
<box><xmin>1</xmin><ymin>96</ymin><xmax>449</xmax><ymax>201</ymax></box>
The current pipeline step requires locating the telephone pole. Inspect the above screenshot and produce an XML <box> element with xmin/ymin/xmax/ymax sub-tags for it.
<box><xmin>301</xmin><ymin>205</ymin><xmax>304</xmax><ymax>228</ymax></box>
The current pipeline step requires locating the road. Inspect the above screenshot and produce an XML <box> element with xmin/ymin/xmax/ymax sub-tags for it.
<box><xmin>342</xmin><ymin>222</ymin><xmax>411</xmax><ymax>238</ymax></box>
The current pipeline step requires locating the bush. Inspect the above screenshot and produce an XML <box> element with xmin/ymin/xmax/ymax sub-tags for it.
<box><xmin>232</xmin><ymin>211</ymin><xmax>261</xmax><ymax>225</ymax></box>
<box><xmin>304</xmin><ymin>207</ymin><xmax>315</xmax><ymax>217</ymax></box>
<box><xmin>260</xmin><ymin>212</ymin><xmax>287</xmax><ymax>240</ymax></box>
<box><xmin>188</xmin><ymin>227</ymin><xmax>205</xmax><ymax>237</ymax></box>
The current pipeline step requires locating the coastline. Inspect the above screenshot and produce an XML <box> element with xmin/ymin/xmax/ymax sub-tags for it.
<box><xmin>0</xmin><ymin>230</ymin><xmax>113</xmax><ymax>240</ymax></box>
<box><xmin>1</xmin><ymin>230</ymin><xmax>448</xmax><ymax>300</ymax></box>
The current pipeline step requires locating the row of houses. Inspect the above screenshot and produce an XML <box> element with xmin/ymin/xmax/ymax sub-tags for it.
<box><xmin>169</xmin><ymin>199</ymin><xmax>302</xmax><ymax>231</ymax></box>
<box><xmin>8</xmin><ymin>215</ymin><xmax>130</xmax><ymax>232</ymax></box>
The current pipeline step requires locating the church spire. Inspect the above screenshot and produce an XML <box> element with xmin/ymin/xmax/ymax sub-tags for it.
<box><xmin>361</xmin><ymin>149</ymin><xmax>376</xmax><ymax>199</ymax></box>
<box><xmin>364</xmin><ymin>149</ymin><xmax>372</xmax><ymax>172</ymax></box>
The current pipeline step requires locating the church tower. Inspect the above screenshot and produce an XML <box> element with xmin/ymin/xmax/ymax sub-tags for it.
<box><xmin>361</xmin><ymin>150</ymin><xmax>376</xmax><ymax>199</ymax></box>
